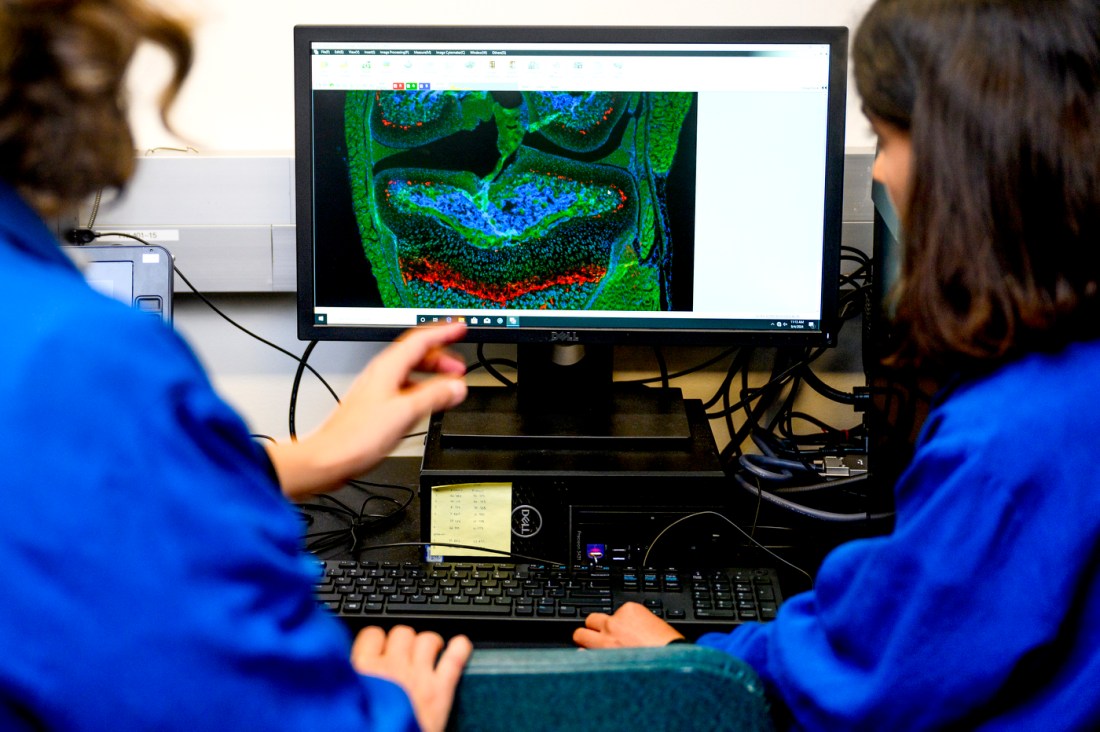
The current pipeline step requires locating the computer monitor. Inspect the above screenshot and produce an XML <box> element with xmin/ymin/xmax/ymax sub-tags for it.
<box><xmin>293</xmin><ymin>25</ymin><xmax>848</xmax><ymax>443</ymax></box>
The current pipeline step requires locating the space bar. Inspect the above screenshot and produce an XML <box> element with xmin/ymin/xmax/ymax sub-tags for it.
<box><xmin>384</xmin><ymin>602</ymin><xmax>512</xmax><ymax>616</ymax></box>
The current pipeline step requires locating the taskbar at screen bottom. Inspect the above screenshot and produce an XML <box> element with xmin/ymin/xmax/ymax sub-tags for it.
<box><xmin>313</xmin><ymin>311</ymin><xmax>822</xmax><ymax>333</ymax></box>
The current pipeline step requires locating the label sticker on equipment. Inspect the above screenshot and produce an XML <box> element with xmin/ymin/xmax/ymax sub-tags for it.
<box><xmin>428</xmin><ymin>482</ymin><xmax>512</xmax><ymax>557</ymax></box>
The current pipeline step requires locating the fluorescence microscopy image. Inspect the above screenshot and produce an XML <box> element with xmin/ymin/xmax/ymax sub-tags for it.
<box><xmin>342</xmin><ymin>87</ymin><xmax>696</xmax><ymax>311</ymax></box>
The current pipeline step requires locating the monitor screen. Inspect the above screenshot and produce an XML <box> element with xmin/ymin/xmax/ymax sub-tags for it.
<box><xmin>293</xmin><ymin>25</ymin><xmax>848</xmax><ymax>348</ymax></box>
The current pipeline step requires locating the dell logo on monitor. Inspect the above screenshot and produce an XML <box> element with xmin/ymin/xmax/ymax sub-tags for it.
<box><xmin>550</xmin><ymin>331</ymin><xmax>579</xmax><ymax>342</ymax></box>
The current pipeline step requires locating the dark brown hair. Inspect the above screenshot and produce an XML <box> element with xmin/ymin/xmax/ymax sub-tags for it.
<box><xmin>0</xmin><ymin>0</ymin><xmax>192</xmax><ymax>215</ymax></box>
<box><xmin>854</xmin><ymin>0</ymin><xmax>1100</xmax><ymax>376</ymax></box>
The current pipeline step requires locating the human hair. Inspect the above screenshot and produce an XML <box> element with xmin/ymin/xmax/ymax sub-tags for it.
<box><xmin>0</xmin><ymin>0</ymin><xmax>192</xmax><ymax>215</ymax></box>
<box><xmin>853</xmin><ymin>0</ymin><xmax>1100</xmax><ymax>376</ymax></box>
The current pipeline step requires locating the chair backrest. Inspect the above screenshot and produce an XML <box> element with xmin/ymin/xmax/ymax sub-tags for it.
<box><xmin>448</xmin><ymin>644</ymin><xmax>776</xmax><ymax>732</ymax></box>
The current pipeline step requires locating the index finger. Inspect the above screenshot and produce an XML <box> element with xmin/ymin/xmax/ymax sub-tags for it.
<box><xmin>435</xmin><ymin>635</ymin><xmax>473</xmax><ymax>685</ymax></box>
<box><xmin>584</xmin><ymin>612</ymin><xmax>610</xmax><ymax>630</ymax></box>
<box><xmin>390</xmin><ymin>322</ymin><xmax>468</xmax><ymax>374</ymax></box>
<box><xmin>573</xmin><ymin>626</ymin><xmax>608</xmax><ymax>649</ymax></box>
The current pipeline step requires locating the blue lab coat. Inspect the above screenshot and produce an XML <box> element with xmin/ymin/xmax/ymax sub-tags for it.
<box><xmin>0</xmin><ymin>182</ymin><xmax>419</xmax><ymax>731</ymax></box>
<box><xmin>700</xmin><ymin>341</ymin><xmax>1100</xmax><ymax>729</ymax></box>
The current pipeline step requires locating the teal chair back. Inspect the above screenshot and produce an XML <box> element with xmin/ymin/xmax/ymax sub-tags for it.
<box><xmin>448</xmin><ymin>645</ymin><xmax>775</xmax><ymax>731</ymax></box>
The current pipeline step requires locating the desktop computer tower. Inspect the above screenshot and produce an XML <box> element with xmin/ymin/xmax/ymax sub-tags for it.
<box><xmin>419</xmin><ymin>391</ymin><xmax>736</xmax><ymax>568</ymax></box>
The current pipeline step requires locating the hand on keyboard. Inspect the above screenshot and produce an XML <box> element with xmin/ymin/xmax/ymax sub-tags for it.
<box><xmin>572</xmin><ymin>601</ymin><xmax>685</xmax><ymax>648</ymax></box>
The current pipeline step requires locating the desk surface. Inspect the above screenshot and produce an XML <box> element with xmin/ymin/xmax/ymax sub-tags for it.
<box><xmin>299</xmin><ymin>457</ymin><xmax>426</xmax><ymax>563</ymax></box>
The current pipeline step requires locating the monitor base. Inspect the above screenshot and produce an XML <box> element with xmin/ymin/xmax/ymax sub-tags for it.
<box><xmin>438</xmin><ymin>385</ymin><xmax>692</xmax><ymax>450</ymax></box>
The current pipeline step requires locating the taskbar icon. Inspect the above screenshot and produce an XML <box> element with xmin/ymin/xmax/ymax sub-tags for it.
<box><xmin>417</xmin><ymin>314</ymin><xmax>519</xmax><ymax>328</ymax></box>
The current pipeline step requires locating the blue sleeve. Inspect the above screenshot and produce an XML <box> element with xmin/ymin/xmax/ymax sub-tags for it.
<box><xmin>0</xmin><ymin>302</ymin><xmax>419</xmax><ymax>731</ymax></box>
<box><xmin>696</xmin><ymin>406</ymin><xmax>1097</xmax><ymax>729</ymax></box>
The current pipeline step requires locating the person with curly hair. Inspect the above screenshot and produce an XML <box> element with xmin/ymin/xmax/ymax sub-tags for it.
<box><xmin>0</xmin><ymin>1</ymin><xmax>472</xmax><ymax>729</ymax></box>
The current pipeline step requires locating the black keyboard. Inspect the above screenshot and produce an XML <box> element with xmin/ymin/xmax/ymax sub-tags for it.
<box><xmin>315</xmin><ymin>559</ymin><xmax>782</xmax><ymax>643</ymax></box>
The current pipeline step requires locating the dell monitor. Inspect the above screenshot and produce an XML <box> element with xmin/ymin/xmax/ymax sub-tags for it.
<box><xmin>294</xmin><ymin>25</ymin><xmax>848</xmax><ymax>445</ymax></box>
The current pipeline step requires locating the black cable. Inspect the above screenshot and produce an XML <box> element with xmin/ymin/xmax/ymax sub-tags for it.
<box><xmin>80</xmin><ymin>233</ymin><xmax>434</xmax><ymax>487</ymax></box>
<box><xmin>738</xmin><ymin>432</ymin><xmax>816</xmax><ymax>480</ymax></box>
<box><xmin>719</xmin><ymin>351</ymin><xmax>791</xmax><ymax>464</ymax></box>
<box><xmin>474</xmin><ymin>343</ymin><xmax>516</xmax><ymax>387</ymax></box>
<box><xmin>81</xmin><ymin>231</ymin><xmax>349</xmax><ymax>451</ymax></box>
<box><xmin>739</xmin><ymin>453</ymin><xmax>797</xmax><ymax>480</ymax></box>
<box><xmin>701</xmin><ymin>347</ymin><xmax>751</xmax><ymax>411</ymax></box>
<box><xmin>696</xmin><ymin>254</ymin><xmax>872</xmax><ymax>467</ymax></box>
<box><xmin>733</xmin><ymin>473</ymin><xmax>892</xmax><ymax>523</ymax></box>
<box><xmin>172</xmin><ymin>260</ymin><xmax>340</xmax><ymax>402</ymax></box>
<box><xmin>84</xmin><ymin>231</ymin><xmax>340</xmax><ymax>402</ymax></box>
<box><xmin>300</xmin><ymin>480</ymin><xmax>417</xmax><ymax>555</ymax></box>
<box><xmin>747</xmin><ymin>448</ymin><xmax>797</xmax><ymax>478</ymax></box>
<box><xmin>722</xmin><ymin>348</ymin><xmax>802</xmax><ymax>464</ymax></box>
<box><xmin>640</xmin><ymin>510</ymin><xmax>814</xmax><ymax>588</ymax></box>
<box><xmin>348</xmin><ymin>494</ymin><xmax>414</xmax><ymax>551</ymax></box>
<box><xmin>838</xmin><ymin>271</ymin><xmax>870</xmax><ymax>292</ymax></box>
<box><xmin>720</xmin><ymin>357</ymin><xmax>744</xmax><ymax>460</ymax></box>
<box><xmin>347</xmin><ymin>477</ymin><xmax>416</xmax><ymax>496</ymax></box>
<box><xmin>289</xmin><ymin>340</ymin><xmax>319</xmax><ymax>441</ymax></box>
<box><xmin>358</xmin><ymin>542</ymin><xmax>565</xmax><ymax>565</ymax></box>
<box><xmin>652</xmin><ymin>346</ymin><xmax>670</xmax><ymax>390</ymax></box>
<box><xmin>466</xmin><ymin>357</ymin><xmax>519</xmax><ymax>379</ymax></box>
<box><xmin>308</xmin><ymin>492</ymin><xmax>365</xmax><ymax>518</ymax></box>
<box><xmin>707</xmin><ymin>347</ymin><xmax>828</xmax><ymax>421</ymax></box>
<box><xmin>799</xmin><ymin>365</ymin><xmax>858</xmax><ymax>405</ymax></box>
<box><xmin>772</xmin><ymin>474</ymin><xmax>871</xmax><ymax>494</ymax></box>
<box><xmin>840</xmin><ymin>244</ymin><xmax>871</xmax><ymax>262</ymax></box>
<box><xmin>779</xmin><ymin>411</ymin><xmax>860</xmax><ymax>444</ymax></box>
<box><xmin>765</xmin><ymin>363</ymin><xmax>804</xmax><ymax>435</ymax></box>
<box><xmin>625</xmin><ymin>346</ymin><xmax>740</xmax><ymax>387</ymax></box>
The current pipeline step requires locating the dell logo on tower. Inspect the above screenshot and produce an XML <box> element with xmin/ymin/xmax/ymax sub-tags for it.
<box><xmin>511</xmin><ymin>505</ymin><xmax>543</xmax><ymax>538</ymax></box>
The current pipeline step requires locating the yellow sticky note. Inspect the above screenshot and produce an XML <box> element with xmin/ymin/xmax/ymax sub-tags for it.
<box><xmin>428</xmin><ymin>482</ymin><xmax>513</xmax><ymax>558</ymax></box>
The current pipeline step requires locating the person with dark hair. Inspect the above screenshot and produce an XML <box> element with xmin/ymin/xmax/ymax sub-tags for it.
<box><xmin>0</xmin><ymin>1</ymin><xmax>472</xmax><ymax>730</ymax></box>
<box><xmin>575</xmin><ymin>1</ymin><xmax>1100</xmax><ymax>728</ymax></box>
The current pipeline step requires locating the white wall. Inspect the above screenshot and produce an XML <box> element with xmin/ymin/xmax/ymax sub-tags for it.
<box><xmin>133</xmin><ymin>0</ymin><xmax>876</xmax><ymax>154</ymax></box>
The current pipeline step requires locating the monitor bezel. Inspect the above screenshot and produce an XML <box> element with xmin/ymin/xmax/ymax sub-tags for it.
<box><xmin>293</xmin><ymin>24</ymin><xmax>848</xmax><ymax>348</ymax></box>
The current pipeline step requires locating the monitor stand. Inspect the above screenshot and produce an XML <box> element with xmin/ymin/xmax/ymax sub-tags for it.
<box><xmin>438</xmin><ymin>343</ymin><xmax>692</xmax><ymax>450</ymax></box>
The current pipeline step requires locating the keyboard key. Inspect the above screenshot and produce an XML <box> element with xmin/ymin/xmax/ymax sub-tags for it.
<box><xmin>385</xmin><ymin>601</ymin><xmax>511</xmax><ymax>616</ymax></box>
<box><xmin>696</xmin><ymin>609</ymin><xmax>735</xmax><ymax>619</ymax></box>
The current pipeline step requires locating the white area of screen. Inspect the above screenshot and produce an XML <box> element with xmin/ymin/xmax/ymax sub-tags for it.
<box><xmin>693</xmin><ymin>90</ymin><xmax>826</xmax><ymax>317</ymax></box>
<box><xmin>85</xmin><ymin>261</ymin><xmax>134</xmax><ymax>304</ymax></box>
<box><xmin>312</xmin><ymin>41</ymin><xmax>830</xmax><ymax>328</ymax></box>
